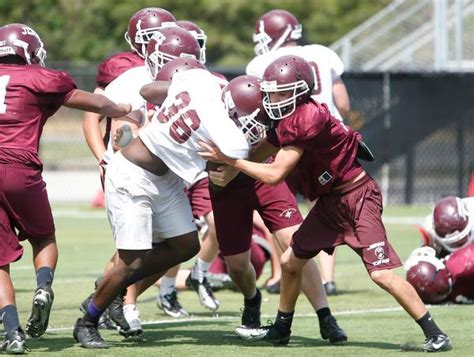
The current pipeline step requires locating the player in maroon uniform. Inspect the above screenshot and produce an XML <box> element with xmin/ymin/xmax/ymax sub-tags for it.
<box><xmin>202</xmin><ymin>75</ymin><xmax>347</xmax><ymax>344</ymax></box>
<box><xmin>0</xmin><ymin>23</ymin><xmax>130</xmax><ymax>354</ymax></box>
<box><xmin>199</xmin><ymin>56</ymin><xmax>451</xmax><ymax>352</ymax></box>
<box><xmin>406</xmin><ymin>243</ymin><xmax>474</xmax><ymax>304</ymax></box>
<box><xmin>81</xmin><ymin>7</ymin><xmax>177</xmax><ymax>334</ymax></box>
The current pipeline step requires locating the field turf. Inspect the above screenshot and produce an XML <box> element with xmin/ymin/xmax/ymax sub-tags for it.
<box><xmin>4</xmin><ymin>205</ymin><xmax>472</xmax><ymax>356</ymax></box>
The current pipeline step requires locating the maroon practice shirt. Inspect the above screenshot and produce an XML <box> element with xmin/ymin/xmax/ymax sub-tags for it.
<box><xmin>0</xmin><ymin>64</ymin><xmax>76</xmax><ymax>168</ymax></box>
<box><xmin>96</xmin><ymin>51</ymin><xmax>143</xmax><ymax>89</ymax></box>
<box><xmin>266</xmin><ymin>100</ymin><xmax>363</xmax><ymax>200</ymax></box>
<box><xmin>445</xmin><ymin>242</ymin><xmax>474</xmax><ymax>302</ymax></box>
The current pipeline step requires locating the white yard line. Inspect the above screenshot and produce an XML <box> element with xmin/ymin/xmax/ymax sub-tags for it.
<box><xmin>45</xmin><ymin>305</ymin><xmax>444</xmax><ymax>333</ymax></box>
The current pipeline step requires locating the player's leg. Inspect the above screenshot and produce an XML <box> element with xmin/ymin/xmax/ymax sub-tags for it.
<box><xmin>3</xmin><ymin>166</ymin><xmax>57</xmax><ymax>339</ymax></box>
<box><xmin>352</xmin><ymin>177</ymin><xmax>451</xmax><ymax>352</ymax></box>
<box><xmin>0</xmin><ymin>265</ymin><xmax>26</xmax><ymax>354</ymax></box>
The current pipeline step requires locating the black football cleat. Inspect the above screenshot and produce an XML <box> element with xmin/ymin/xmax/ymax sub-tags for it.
<box><xmin>319</xmin><ymin>315</ymin><xmax>347</xmax><ymax>344</ymax></box>
<box><xmin>106</xmin><ymin>292</ymin><xmax>132</xmax><ymax>335</ymax></box>
<box><xmin>422</xmin><ymin>334</ymin><xmax>452</xmax><ymax>352</ymax></box>
<box><xmin>25</xmin><ymin>285</ymin><xmax>54</xmax><ymax>338</ymax></box>
<box><xmin>73</xmin><ymin>318</ymin><xmax>109</xmax><ymax>349</ymax></box>
<box><xmin>185</xmin><ymin>274</ymin><xmax>220</xmax><ymax>311</ymax></box>
<box><xmin>0</xmin><ymin>328</ymin><xmax>28</xmax><ymax>354</ymax></box>
<box><xmin>234</xmin><ymin>324</ymin><xmax>290</xmax><ymax>346</ymax></box>
<box><xmin>241</xmin><ymin>290</ymin><xmax>261</xmax><ymax>328</ymax></box>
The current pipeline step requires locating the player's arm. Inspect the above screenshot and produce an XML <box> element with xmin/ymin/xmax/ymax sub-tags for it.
<box><xmin>82</xmin><ymin>87</ymin><xmax>107</xmax><ymax>161</ymax></box>
<box><xmin>205</xmin><ymin>139</ymin><xmax>280</xmax><ymax>187</ymax></box>
<box><xmin>332</xmin><ymin>78</ymin><xmax>350</xmax><ymax>118</ymax></box>
<box><xmin>199</xmin><ymin>142</ymin><xmax>302</xmax><ymax>186</ymax></box>
<box><xmin>140</xmin><ymin>81</ymin><xmax>170</xmax><ymax>105</ymax></box>
<box><xmin>64</xmin><ymin>89</ymin><xmax>131</xmax><ymax>118</ymax></box>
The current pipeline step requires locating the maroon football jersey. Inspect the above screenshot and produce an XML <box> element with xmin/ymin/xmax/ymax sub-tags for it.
<box><xmin>445</xmin><ymin>242</ymin><xmax>474</xmax><ymax>301</ymax></box>
<box><xmin>96</xmin><ymin>51</ymin><xmax>143</xmax><ymax>89</ymax></box>
<box><xmin>0</xmin><ymin>64</ymin><xmax>76</xmax><ymax>168</ymax></box>
<box><xmin>267</xmin><ymin>100</ymin><xmax>363</xmax><ymax>200</ymax></box>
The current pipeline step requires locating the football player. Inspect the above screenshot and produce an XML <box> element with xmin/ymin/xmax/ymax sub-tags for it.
<box><xmin>199</xmin><ymin>55</ymin><xmax>451</xmax><ymax>352</ymax></box>
<box><xmin>73</xmin><ymin>58</ymin><xmax>249</xmax><ymax>349</ymax></box>
<box><xmin>80</xmin><ymin>7</ymin><xmax>177</xmax><ymax>336</ymax></box>
<box><xmin>201</xmin><ymin>75</ymin><xmax>347</xmax><ymax>344</ymax></box>
<box><xmin>405</xmin><ymin>243</ymin><xmax>474</xmax><ymax>304</ymax></box>
<box><xmin>0</xmin><ymin>23</ymin><xmax>130</xmax><ymax>353</ymax></box>
<box><xmin>78</xmin><ymin>26</ymin><xmax>202</xmax><ymax>333</ymax></box>
<box><xmin>246</xmin><ymin>9</ymin><xmax>352</xmax><ymax>294</ymax></box>
<box><xmin>418</xmin><ymin>196</ymin><xmax>474</xmax><ymax>258</ymax></box>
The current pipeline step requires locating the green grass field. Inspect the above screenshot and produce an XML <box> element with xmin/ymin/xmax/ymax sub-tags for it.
<box><xmin>5</xmin><ymin>205</ymin><xmax>473</xmax><ymax>356</ymax></box>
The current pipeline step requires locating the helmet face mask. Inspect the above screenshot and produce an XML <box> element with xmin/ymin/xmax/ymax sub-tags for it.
<box><xmin>261</xmin><ymin>80</ymin><xmax>309</xmax><ymax>120</ymax></box>
<box><xmin>260</xmin><ymin>55</ymin><xmax>314</xmax><ymax>120</ymax></box>
<box><xmin>222</xmin><ymin>75</ymin><xmax>268</xmax><ymax>146</ymax></box>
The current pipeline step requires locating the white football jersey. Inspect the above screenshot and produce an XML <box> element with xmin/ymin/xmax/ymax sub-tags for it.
<box><xmin>139</xmin><ymin>69</ymin><xmax>249</xmax><ymax>185</ymax></box>
<box><xmin>246</xmin><ymin>44</ymin><xmax>344</xmax><ymax>120</ymax></box>
<box><xmin>102</xmin><ymin>66</ymin><xmax>152</xmax><ymax>164</ymax></box>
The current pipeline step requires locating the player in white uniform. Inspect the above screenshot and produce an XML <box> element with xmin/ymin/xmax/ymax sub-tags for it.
<box><xmin>73</xmin><ymin>58</ymin><xmax>248</xmax><ymax>349</ymax></box>
<box><xmin>246</xmin><ymin>9</ymin><xmax>350</xmax><ymax>295</ymax></box>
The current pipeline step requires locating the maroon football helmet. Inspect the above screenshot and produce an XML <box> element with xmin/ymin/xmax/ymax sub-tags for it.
<box><xmin>125</xmin><ymin>7</ymin><xmax>176</xmax><ymax>58</ymax></box>
<box><xmin>406</xmin><ymin>259</ymin><xmax>452</xmax><ymax>304</ymax></box>
<box><xmin>253</xmin><ymin>9</ymin><xmax>302</xmax><ymax>55</ymax></box>
<box><xmin>177</xmin><ymin>20</ymin><xmax>207</xmax><ymax>63</ymax></box>
<box><xmin>155</xmin><ymin>57</ymin><xmax>206</xmax><ymax>82</ymax></box>
<box><xmin>145</xmin><ymin>27</ymin><xmax>201</xmax><ymax>79</ymax></box>
<box><xmin>0</xmin><ymin>23</ymin><xmax>46</xmax><ymax>66</ymax></box>
<box><xmin>432</xmin><ymin>196</ymin><xmax>472</xmax><ymax>252</ymax></box>
<box><xmin>222</xmin><ymin>75</ymin><xmax>268</xmax><ymax>146</ymax></box>
<box><xmin>260</xmin><ymin>55</ymin><xmax>315</xmax><ymax>120</ymax></box>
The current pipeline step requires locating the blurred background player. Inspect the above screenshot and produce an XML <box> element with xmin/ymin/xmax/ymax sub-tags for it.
<box><xmin>0</xmin><ymin>23</ymin><xmax>130</xmax><ymax>354</ymax></box>
<box><xmin>405</xmin><ymin>243</ymin><xmax>474</xmax><ymax>304</ymax></box>
<box><xmin>246</xmin><ymin>9</ymin><xmax>352</xmax><ymax>295</ymax></box>
<box><xmin>417</xmin><ymin>196</ymin><xmax>474</xmax><ymax>258</ymax></box>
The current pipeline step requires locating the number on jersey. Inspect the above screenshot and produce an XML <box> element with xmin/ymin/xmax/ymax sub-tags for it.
<box><xmin>156</xmin><ymin>91</ymin><xmax>201</xmax><ymax>143</ymax></box>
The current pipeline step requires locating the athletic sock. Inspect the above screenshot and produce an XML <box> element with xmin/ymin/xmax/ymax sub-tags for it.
<box><xmin>244</xmin><ymin>288</ymin><xmax>261</xmax><ymax>307</ymax></box>
<box><xmin>0</xmin><ymin>305</ymin><xmax>20</xmax><ymax>332</ymax></box>
<box><xmin>274</xmin><ymin>310</ymin><xmax>293</xmax><ymax>334</ymax></box>
<box><xmin>84</xmin><ymin>301</ymin><xmax>104</xmax><ymax>325</ymax></box>
<box><xmin>36</xmin><ymin>266</ymin><xmax>54</xmax><ymax>287</ymax></box>
<box><xmin>416</xmin><ymin>312</ymin><xmax>444</xmax><ymax>338</ymax></box>
<box><xmin>316</xmin><ymin>307</ymin><xmax>331</xmax><ymax>323</ymax></box>
<box><xmin>160</xmin><ymin>276</ymin><xmax>177</xmax><ymax>297</ymax></box>
<box><xmin>191</xmin><ymin>257</ymin><xmax>211</xmax><ymax>282</ymax></box>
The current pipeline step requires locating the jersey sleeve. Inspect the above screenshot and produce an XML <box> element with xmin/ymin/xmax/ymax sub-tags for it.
<box><xmin>33</xmin><ymin>68</ymin><xmax>77</xmax><ymax>107</ymax></box>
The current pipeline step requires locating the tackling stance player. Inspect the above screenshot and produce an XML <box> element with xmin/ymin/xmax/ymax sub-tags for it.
<box><xmin>0</xmin><ymin>23</ymin><xmax>130</xmax><ymax>354</ymax></box>
<box><xmin>199</xmin><ymin>55</ymin><xmax>451</xmax><ymax>352</ymax></box>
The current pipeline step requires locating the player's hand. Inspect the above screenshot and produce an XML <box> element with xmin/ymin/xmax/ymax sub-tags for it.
<box><xmin>198</xmin><ymin>141</ymin><xmax>234</xmax><ymax>165</ymax></box>
<box><xmin>118</xmin><ymin>103</ymin><xmax>132</xmax><ymax>115</ymax></box>
<box><xmin>208</xmin><ymin>165</ymin><xmax>239</xmax><ymax>187</ymax></box>
<box><xmin>113</xmin><ymin>124</ymin><xmax>133</xmax><ymax>149</ymax></box>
